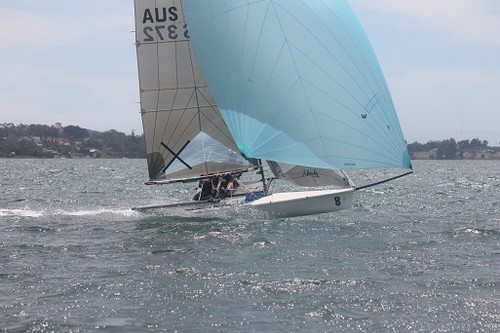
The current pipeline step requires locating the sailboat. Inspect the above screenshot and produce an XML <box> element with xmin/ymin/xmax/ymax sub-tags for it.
<box><xmin>132</xmin><ymin>0</ymin><xmax>412</xmax><ymax>217</ymax></box>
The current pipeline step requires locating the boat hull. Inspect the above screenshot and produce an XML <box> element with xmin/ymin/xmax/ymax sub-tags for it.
<box><xmin>131</xmin><ymin>196</ymin><xmax>240</xmax><ymax>212</ymax></box>
<box><xmin>249</xmin><ymin>188</ymin><xmax>354</xmax><ymax>217</ymax></box>
<box><xmin>132</xmin><ymin>189</ymin><xmax>354</xmax><ymax>218</ymax></box>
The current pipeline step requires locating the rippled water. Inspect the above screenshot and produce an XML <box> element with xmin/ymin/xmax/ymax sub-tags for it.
<box><xmin>0</xmin><ymin>159</ymin><xmax>499</xmax><ymax>332</ymax></box>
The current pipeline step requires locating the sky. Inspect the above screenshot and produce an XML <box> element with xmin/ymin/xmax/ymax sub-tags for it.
<box><xmin>1</xmin><ymin>0</ymin><xmax>499</xmax><ymax>145</ymax></box>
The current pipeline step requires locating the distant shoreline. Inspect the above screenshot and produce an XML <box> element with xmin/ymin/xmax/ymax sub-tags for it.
<box><xmin>2</xmin><ymin>122</ymin><xmax>499</xmax><ymax>161</ymax></box>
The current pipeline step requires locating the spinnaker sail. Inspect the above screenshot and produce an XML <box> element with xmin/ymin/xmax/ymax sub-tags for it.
<box><xmin>182</xmin><ymin>0</ymin><xmax>412</xmax><ymax>171</ymax></box>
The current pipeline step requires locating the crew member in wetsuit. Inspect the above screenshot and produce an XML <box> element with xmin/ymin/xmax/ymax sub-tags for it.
<box><xmin>193</xmin><ymin>178</ymin><xmax>213</xmax><ymax>201</ymax></box>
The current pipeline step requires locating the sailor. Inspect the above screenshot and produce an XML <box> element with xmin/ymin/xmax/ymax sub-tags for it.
<box><xmin>210</xmin><ymin>175</ymin><xmax>219</xmax><ymax>197</ymax></box>
<box><xmin>225</xmin><ymin>173</ymin><xmax>235</xmax><ymax>193</ymax></box>
<box><xmin>200</xmin><ymin>179</ymin><xmax>213</xmax><ymax>200</ymax></box>
<box><xmin>193</xmin><ymin>177</ymin><xmax>213</xmax><ymax>201</ymax></box>
<box><xmin>232</xmin><ymin>172</ymin><xmax>242</xmax><ymax>189</ymax></box>
<box><xmin>216</xmin><ymin>173</ymin><xmax>236</xmax><ymax>198</ymax></box>
<box><xmin>215</xmin><ymin>174</ymin><xmax>227</xmax><ymax>198</ymax></box>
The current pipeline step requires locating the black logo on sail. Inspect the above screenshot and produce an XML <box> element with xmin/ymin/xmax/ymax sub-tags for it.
<box><xmin>301</xmin><ymin>169</ymin><xmax>319</xmax><ymax>178</ymax></box>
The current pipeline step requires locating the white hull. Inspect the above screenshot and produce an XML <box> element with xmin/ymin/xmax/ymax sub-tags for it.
<box><xmin>133</xmin><ymin>188</ymin><xmax>354</xmax><ymax>218</ymax></box>
<box><xmin>249</xmin><ymin>188</ymin><xmax>354</xmax><ymax>217</ymax></box>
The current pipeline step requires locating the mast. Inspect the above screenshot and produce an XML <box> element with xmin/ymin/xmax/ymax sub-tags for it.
<box><xmin>257</xmin><ymin>159</ymin><xmax>268</xmax><ymax>195</ymax></box>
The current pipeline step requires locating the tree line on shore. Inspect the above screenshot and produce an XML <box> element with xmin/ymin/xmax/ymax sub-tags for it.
<box><xmin>0</xmin><ymin>123</ymin><xmax>145</xmax><ymax>158</ymax></box>
<box><xmin>1</xmin><ymin>122</ymin><xmax>498</xmax><ymax>159</ymax></box>
<box><xmin>407</xmin><ymin>138</ymin><xmax>498</xmax><ymax>159</ymax></box>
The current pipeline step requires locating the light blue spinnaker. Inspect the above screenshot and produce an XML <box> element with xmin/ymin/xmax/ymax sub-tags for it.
<box><xmin>183</xmin><ymin>0</ymin><xmax>411</xmax><ymax>170</ymax></box>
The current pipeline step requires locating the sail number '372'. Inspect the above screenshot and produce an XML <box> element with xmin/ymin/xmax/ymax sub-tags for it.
<box><xmin>141</xmin><ymin>7</ymin><xmax>189</xmax><ymax>42</ymax></box>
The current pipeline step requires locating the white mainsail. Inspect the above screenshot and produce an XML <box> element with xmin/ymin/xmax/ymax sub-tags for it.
<box><xmin>134</xmin><ymin>0</ymin><xmax>243</xmax><ymax>181</ymax></box>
